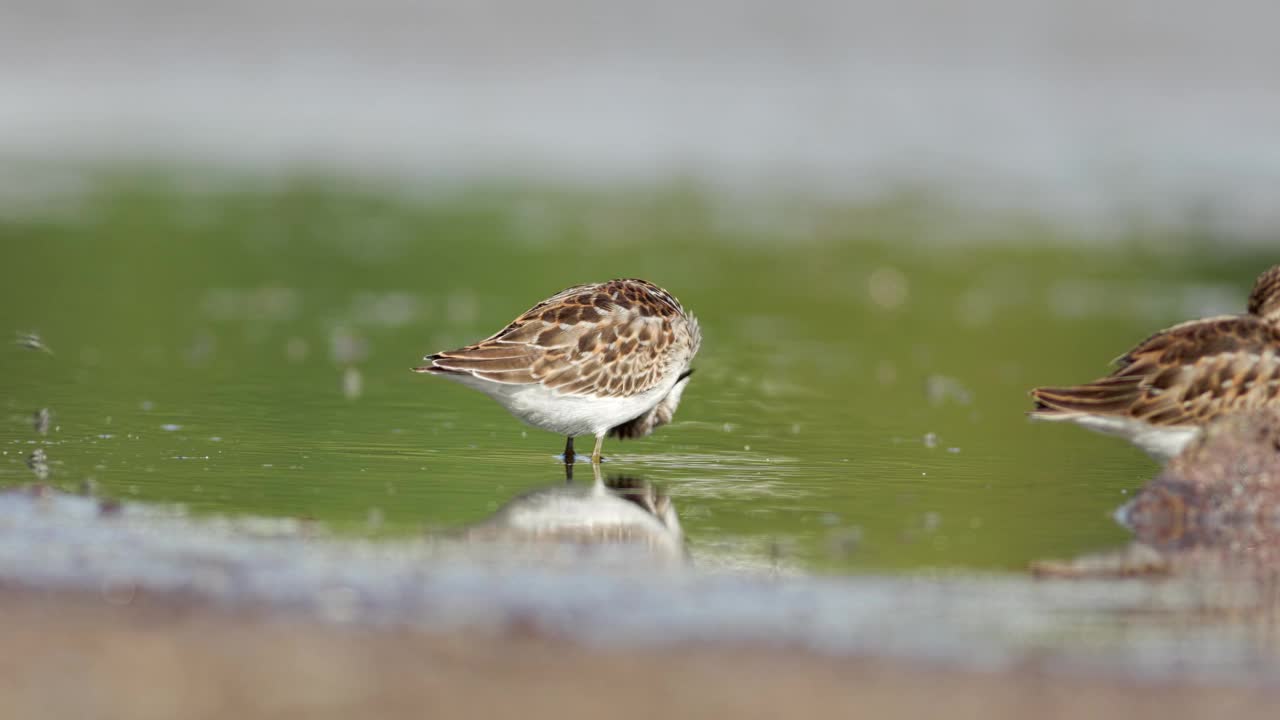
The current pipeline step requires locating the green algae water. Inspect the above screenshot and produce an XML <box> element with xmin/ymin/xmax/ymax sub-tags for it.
<box><xmin>1</xmin><ymin>174</ymin><xmax>1270</xmax><ymax>573</ymax></box>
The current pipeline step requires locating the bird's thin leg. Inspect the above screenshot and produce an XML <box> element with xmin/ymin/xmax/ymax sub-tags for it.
<box><xmin>563</xmin><ymin>436</ymin><xmax>575</xmax><ymax>464</ymax></box>
<box><xmin>591</xmin><ymin>435</ymin><xmax>605</xmax><ymax>464</ymax></box>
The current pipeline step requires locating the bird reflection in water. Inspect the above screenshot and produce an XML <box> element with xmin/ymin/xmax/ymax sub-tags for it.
<box><xmin>461</xmin><ymin>464</ymin><xmax>686</xmax><ymax>562</ymax></box>
<box><xmin>1033</xmin><ymin>408</ymin><xmax>1280</xmax><ymax>578</ymax></box>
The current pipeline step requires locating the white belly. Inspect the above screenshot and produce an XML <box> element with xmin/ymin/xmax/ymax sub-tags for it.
<box><xmin>1034</xmin><ymin>412</ymin><xmax>1201</xmax><ymax>463</ymax></box>
<box><xmin>450</xmin><ymin>375</ymin><xmax>672</xmax><ymax>437</ymax></box>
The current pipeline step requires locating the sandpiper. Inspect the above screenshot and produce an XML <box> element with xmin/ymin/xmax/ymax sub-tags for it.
<box><xmin>415</xmin><ymin>279</ymin><xmax>701</xmax><ymax>464</ymax></box>
<box><xmin>1030</xmin><ymin>265</ymin><xmax>1280</xmax><ymax>462</ymax></box>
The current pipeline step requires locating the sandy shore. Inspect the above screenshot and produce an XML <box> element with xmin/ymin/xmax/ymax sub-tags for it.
<box><xmin>0</xmin><ymin>585</ymin><xmax>1274</xmax><ymax>720</ymax></box>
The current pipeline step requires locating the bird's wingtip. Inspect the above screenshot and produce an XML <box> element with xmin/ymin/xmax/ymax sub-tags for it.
<box><xmin>413</xmin><ymin>353</ymin><xmax>446</xmax><ymax>373</ymax></box>
<box><xmin>414</xmin><ymin>363</ymin><xmax>468</xmax><ymax>376</ymax></box>
<box><xmin>1027</xmin><ymin>386</ymin><xmax>1076</xmax><ymax>418</ymax></box>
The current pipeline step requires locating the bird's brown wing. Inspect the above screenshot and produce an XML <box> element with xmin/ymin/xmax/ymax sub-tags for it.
<box><xmin>1031</xmin><ymin>316</ymin><xmax>1280</xmax><ymax>426</ymax></box>
<box><xmin>419</xmin><ymin>280</ymin><xmax>683</xmax><ymax>398</ymax></box>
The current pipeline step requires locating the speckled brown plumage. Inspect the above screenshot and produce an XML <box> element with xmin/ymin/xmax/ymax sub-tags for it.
<box><xmin>1034</xmin><ymin>317</ymin><xmax>1280</xmax><ymax>425</ymax></box>
<box><xmin>422</xmin><ymin>279</ymin><xmax>698</xmax><ymax>399</ymax></box>
<box><xmin>414</xmin><ymin>279</ymin><xmax>700</xmax><ymax>463</ymax></box>
<box><xmin>1031</xmin><ymin>266</ymin><xmax>1280</xmax><ymax>428</ymax></box>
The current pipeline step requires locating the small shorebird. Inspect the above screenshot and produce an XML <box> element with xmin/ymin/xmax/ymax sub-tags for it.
<box><xmin>415</xmin><ymin>279</ymin><xmax>701</xmax><ymax>464</ymax></box>
<box><xmin>1030</xmin><ymin>265</ymin><xmax>1280</xmax><ymax>462</ymax></box>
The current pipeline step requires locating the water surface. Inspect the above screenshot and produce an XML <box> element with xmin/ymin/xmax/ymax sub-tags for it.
<box><xmin>2</xmin><ymin>176</ymin><xmax>1269</xmax><ymax>572</ymax></box>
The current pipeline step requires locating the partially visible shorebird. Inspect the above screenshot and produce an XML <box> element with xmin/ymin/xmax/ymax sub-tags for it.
<box><xmin>415</xmin><ymin>279</ymin><xmax>701</xmax><ymax>464</ymax></box>
<box><xmin>1030</xmin><ymin>265</ymin><xmax>1280</xmax><ymax>462</ymax></box>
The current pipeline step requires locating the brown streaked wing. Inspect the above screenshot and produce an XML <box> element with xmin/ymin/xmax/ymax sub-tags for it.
<box><xmin>426</xmin><ymin>343</ymin><xmax>540</xmax><ymax>383</ymax></box>
<box><xmin>551</xmin><ymin>323</ymin><xmax>677</xmax><ymax>396</ymax></box>
<box><xmin>430</xmin><ymin>280</ymin><xmax>686</xmax><ymax>396</ymax></box>
<box><xmin>1033</xmin><ymin>316</ymin><xmax>1280</xmax><ymax>426</ymax></box>
<box><xmin>1114</xmin><ymin>316</ymin><xmax>1280</xmax><ymax>373</ymax></box>
<box><xmin>424</xmin><ymin>282</ymin><xmax>609</xmax><ymax>384</ymax></box>
<box><xmin>469</xmin><ymin>282</ymin><xmax>600</xmax><ymax>344</ymax></box>
<box><xmin>493</xmin><ymin>281</ymin><xmax>686</xmax><ymax>398</ymax></box>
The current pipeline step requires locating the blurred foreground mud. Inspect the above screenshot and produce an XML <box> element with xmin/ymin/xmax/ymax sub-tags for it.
<box><xmin>0</xmin><ymin>586</ymin><xmax>1276</xmax><ymax>720</ymax></box>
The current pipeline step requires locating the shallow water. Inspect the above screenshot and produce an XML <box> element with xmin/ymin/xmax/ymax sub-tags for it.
<box><xmin>1</xmin><ymin>176</ymin><xmax>1271</xmax><ymax>573</ymax></box>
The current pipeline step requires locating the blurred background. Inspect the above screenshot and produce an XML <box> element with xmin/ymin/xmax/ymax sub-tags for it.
<box><xmin>3</xmin><ymin>0</ymin><xmax>1278</xmax><ymax>573</ymax></box>
<box><xmin>4</xmin><ymin>0</ymin><xmax>1279</xmax><ymax>233</ymax></box>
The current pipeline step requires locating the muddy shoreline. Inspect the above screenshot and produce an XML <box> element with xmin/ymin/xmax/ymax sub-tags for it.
<box><xmin>6</xmin><ymin>414</ymin><xmax>1280</xmax><ymax>717</ymax></box>
<box><xmin>0</xmin><ymin>584</ymin><xmax>1274</xmax><ymax>720</ymax></box>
